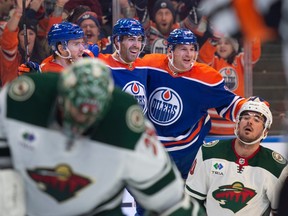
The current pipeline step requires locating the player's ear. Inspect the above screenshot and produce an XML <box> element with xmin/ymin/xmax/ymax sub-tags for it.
<box><xmin>167</xmin><ymin>46</ymin><xmax>173</xmax><ymax>58</ymax></box>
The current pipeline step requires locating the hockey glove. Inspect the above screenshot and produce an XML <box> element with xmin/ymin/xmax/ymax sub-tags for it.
<box><xmin>18</xmin><ymin>61</ymin><xmax>41</xmax><ymax>76</ymax></box>
<box><xmin>83</xmin><ymin>43</ymin><xmax>99</xmax><ymax>57</ymax></box>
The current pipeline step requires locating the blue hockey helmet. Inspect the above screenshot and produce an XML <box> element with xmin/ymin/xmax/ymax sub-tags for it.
<box><xmin>112</xmin><ymin>18</ymin><xmax>145</xmax><ymax>39</ymax></box>
<box><xmin>48</xmin><ymin>22</ymin><xmax>84</xmax><ymax>51</ymax></box>
<box><xmin>167</xmin><ymin>28</ymin><xmax>199</xmax><ymax>50</ymax></box>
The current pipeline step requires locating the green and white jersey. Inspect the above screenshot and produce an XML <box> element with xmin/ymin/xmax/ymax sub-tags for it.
<box><xmin>185</xmin><ymin>139</ymin><xmax>288</xmax><ymax>216</ymax></box>
<box><xmin>0</xmin><ymin>74</ymin><xmax>184</xmax><ymax>216</ymax></box>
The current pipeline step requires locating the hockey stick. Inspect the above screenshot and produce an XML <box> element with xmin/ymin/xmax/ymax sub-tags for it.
<box><xmin>22</xmin><ymin>0</ymin><xmax>30</xmax><ymax>62</ymax></box>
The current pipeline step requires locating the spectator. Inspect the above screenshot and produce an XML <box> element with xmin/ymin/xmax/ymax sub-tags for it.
<box><xmin>185</xmin><ymin>98</ymin><xmax>288</xmax><ymax>215</ymax></box>
<box><xmin>132</xmin><ymin>0</ymin><xmax>208</xmax><ymax>54</ymax></box>
<box><xmin>198</xmin><ymin>36</ymin><xmax>261</xmax><ymax>135</ymax></box>
<box><xmin>66</xmin><ymin>7</ymin><xmax>113</xmax><ymax>54</ymax></box>
<box><xmin>0</xmin><ymin>0</ymin><xmax>46</xmax><ymax>86</ymax></box>
<box><xmin>0</xmin><ymin>57</ymin><xmax>205</xmax><ymax>216</ymax></box>
<box><xmin>64</xmin><ymin>0</ymin><xmax>103</xmax><ymax>23</ymax></box>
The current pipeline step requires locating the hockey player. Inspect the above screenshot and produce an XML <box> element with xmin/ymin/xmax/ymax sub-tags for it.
<box><xmin>98</xmin><ymin>18</ymin><xmax>148</xmax><ymax>114</ymax></box>
<box><xmin>139</xmin><ymin>28</ymin><xmax>248</xmax><ymax>179</ymax></box>
<box><xmin>39</xmin><ymin>21</ymin><xmax>98</xmax><ymax>73</ymax></box>
<box><xmin>185</xmin><ymin>98</ymin><xmax>288</xmax><ymax>215</ymax></box>
<box><xmin>0</xmin><ymin>58</ymin><xmax>204</xmax><ymax>216</ymax></box>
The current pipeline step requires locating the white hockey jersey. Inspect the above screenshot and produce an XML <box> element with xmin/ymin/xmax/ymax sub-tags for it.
<box><xmin>185</xmin><ymin>139</ymin><xmax>288</xmax><ymax>216</ymax></box>
<box><xmin>0</xmin><ymin>73</ymin><xmax>192</xmax><ymax>216</ymax></box>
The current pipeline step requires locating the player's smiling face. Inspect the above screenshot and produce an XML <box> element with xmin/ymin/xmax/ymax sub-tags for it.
<box><xmin>172</xmin><ymin>44</ymin><xmax>198</xmax><ymax>71</ymax></box>
<box><xmin>119</xmin><ymin>35</ymin><xmax>143</xmax><ymax>63</ymax></box>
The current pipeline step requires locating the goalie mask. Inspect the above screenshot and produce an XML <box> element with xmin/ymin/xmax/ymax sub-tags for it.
<box><xmin>234</xmin><ymin>99</ymin><xmax>273</xmax><ymax>145</ymax></box>
<box><xmin>58</xmin><ymin>58</ymin><xmax>114</xmax><ymax>137</ymax></box>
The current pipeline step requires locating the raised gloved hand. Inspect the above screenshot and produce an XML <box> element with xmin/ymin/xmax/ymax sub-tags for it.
<box><xmin>18</xmin><ymin>61</ymin><xmax>41</xmax><ymax>76</ymax></box>
<box><xmin>83</xmin><ymin>43</ymin><xmax>99</xmax><ymax>58</ymax></box>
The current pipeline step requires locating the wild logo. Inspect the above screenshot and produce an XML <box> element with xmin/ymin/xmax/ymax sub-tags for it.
<box><xmin>212</xmin><ymin>182</ymin><xmax>256</xmax><ymax>213</ymax></box>
<box><xmin>27</xmin><ymin>164</ymin><xmax>92</xmax><ymax>202</ymax></box>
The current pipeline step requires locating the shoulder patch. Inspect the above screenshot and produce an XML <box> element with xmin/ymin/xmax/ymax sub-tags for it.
<box><xmin>126</xmin><ymin>105</ymin><xmax>145</xmax><ymax>133</ymax></box>
<box><xmin>272</xmin><ymin>152</ymin><xmax>286</xmax><ymax>164</ymax></box>
<box><xmin>203</xmin><ymin>140</ymin><xmax>219</xmax><ymax>147</ymax></box>
<box><xmin>8</xmin><ymin>76</ymin><xmax>35</xmax><ymax>101</ymax></box>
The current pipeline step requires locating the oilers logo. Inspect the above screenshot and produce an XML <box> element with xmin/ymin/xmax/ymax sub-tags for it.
<box><xmin>123</xmin><ymin>81</ymin><xmax>147</xmax><ymax>114</ymax></box>
<box><xmin>219</xmin><ymin>67</ymin><xmax>238</xmax><ymax>91</ymax></box>
<box><xmin>148</xmin><ymin>87</ymin><xmax>182</xmax><ymax>126</ymax></box>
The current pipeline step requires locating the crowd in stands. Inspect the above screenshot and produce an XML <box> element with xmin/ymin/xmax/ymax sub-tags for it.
<box><xmin>0</xmin><ymin>0</ymin><xmax>260</xmax><ymax>136</ymax></box>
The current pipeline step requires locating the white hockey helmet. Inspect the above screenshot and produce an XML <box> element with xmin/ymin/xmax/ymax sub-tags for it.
<box><xmin>234</xmin><ymin>98</ymin><xmax>272</xmax><ymax>145</ymax></box>
<box><xmin>237</xmin><ymin>100</ymin><xmax>272</xmax><ymax>129</ymax></box>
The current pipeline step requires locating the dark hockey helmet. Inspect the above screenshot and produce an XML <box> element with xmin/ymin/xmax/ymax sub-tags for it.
<box><xmin>48</xmin><ymin>22</ymin><xmax>84</xmax><ymax>51</ymax></box>
<box><xmin>112</xmin><ymin>18</ymin><xmax>145</xmax><ymax>39</ymax></box>
<box><xmin>167</xmin><ymin>28</ymin><xmax>199</xmax><ymax>51</ymax></box>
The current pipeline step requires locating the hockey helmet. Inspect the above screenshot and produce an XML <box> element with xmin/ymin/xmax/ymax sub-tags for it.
<box><xmin>48</xmin><ymin>22</ymin><xmax>84</xmax><ymax>51</ymax></box>
<box><xmin>58</xmin><ymin>58</ymin><xmax>114</xmax><ymax>137</ymax></box>
<box><xmin>234</xmin><ymin>98</ymin><xmax>273</xmax><ymax>145</ymax></box>
<box><xmin>167</xmin><ymin>28</ymin><xmax>199</xmax><ymax>50</ymax></box>
<box><xmin>236</xmin><ymin>99</ymin><xmax>273</xmax><ymax>129</ymax></box>
<box><xmin>112</xmin><ymin>18</ymin><xmax>145</xmax><ymax>39</ymax></box>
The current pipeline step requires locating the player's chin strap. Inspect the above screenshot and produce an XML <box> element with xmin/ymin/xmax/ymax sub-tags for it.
<box><xmin>168</xmin><ymin>51</ymin><xmax>196</xmax><ymax>74</ymax></box>
<box><xmin>55</xmin><ymin>47</ymin><xmax>74</xmax><ymax>63</ymax></box>
<box><xmin>234</xmin><ymin>124</ymin><xmax>268</xmax><ymax>145</ymax></box>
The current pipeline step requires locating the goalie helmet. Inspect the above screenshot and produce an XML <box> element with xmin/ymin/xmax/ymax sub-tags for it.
<box><xmin>48</xmin><ymin>22</ymin><xmax>84</xmax><ymax>51</ymax></box>
<box><xmin>58</xmin><ymin>58</ymin><xmax>114</xmax><ymax>137</ymax></box>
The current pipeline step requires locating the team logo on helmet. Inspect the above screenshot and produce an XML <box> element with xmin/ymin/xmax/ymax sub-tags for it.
<box><xmin>123</xmin><ymin>81</ymin><xmax>147</xmax><ymax>114</ymax></box>
<box><xmin>219</xmin><ymin>67</ymin><xmax>238</xmax><ymax>91</ymax></box>
<box><xmin>148</xmin><ymin>87</ymin><xmax>182</xmax><ymax>126</ymax></box>
<box><xmin>212</xmin><ymin>182</ymin><xmax>256</xmax><ymax>213</ymax></box>
<box><xmin>28</xmin><ymin>164</ymin><xmax>92</xmax><ymax>202</ymax></box>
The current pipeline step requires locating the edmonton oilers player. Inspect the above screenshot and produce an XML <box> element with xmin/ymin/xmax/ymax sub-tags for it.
<box><xmin>140</xmin><ymin>28</ymin><xmax>248</xmax><ymax>179</ymax></box>
<box><xmin>99</xmin><ymin>18</ymin><xmax>148</xmax><ymax>114</ymax></box>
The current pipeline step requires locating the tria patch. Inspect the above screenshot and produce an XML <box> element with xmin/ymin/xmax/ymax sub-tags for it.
<box><xmin>8</xmin><ymin>76</ymin><xmax>35</xmax><ymax>101</ymax></box>
<box><xmin>27</xmin><ymin>164</ymin><xmax>92</xmax><ymax>202</ymax></box>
